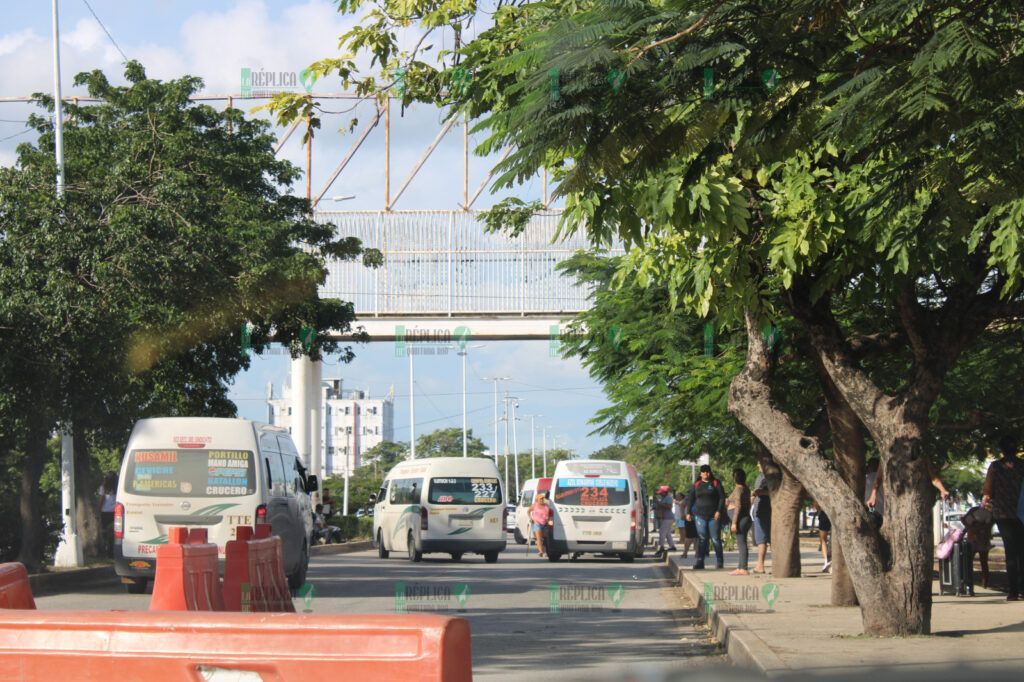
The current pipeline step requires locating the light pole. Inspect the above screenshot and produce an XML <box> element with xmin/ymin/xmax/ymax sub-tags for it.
<box><xmin>408</xmin><ymin>343</ymin><xmax>416</xmax><ymax>458</ymax></box>
<box><xmin>524</xmin><ymin>414</ymin><xmax>542</xmax><ymax>479</ymax></box>
<box><xmin>52</xmin><ymin>0</ymin><xmax>82</xmax><ymax>569</ymax></box>
<box><xmin>509</xmin><ymin>398</ymin><xmax>521</xmax><ymax>498</ymax></box>
<box><xmin>459</xmin><ymin>344</ymin><xmax>485</xmax><ymax>457</ymax></box>
<box><xmin>542</xmin><ymin>426</ymin><xmax>548</xmax><ymax>477</ymax></box>
<box><xmin>482</xmin><ymin>376</ymin><xmax>509</xmax><ymax>464</ymax></box>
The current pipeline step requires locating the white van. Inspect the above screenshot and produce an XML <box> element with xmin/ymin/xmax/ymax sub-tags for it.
<box><xmin>514</xmin><ymin>477</ymin><xmax>552</xmax><ymax>544</ymax></box>
<box><xmin>114</xmin><ymin>417</ymin><xmax>317</xmax><ymax>593</ymax></box>
<box><xmin>372</xmin><ymin>457</ymin><xmax>507</xmax><ymax>563</ymax></box>
<box><xmin>547</xmin><ymin>459</ymin><xmax>648</xmax><ymax>562</ymax></box>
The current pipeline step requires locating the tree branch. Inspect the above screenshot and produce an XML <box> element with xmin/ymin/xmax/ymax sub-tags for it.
<box><xmin>628</xmin><ymin>0</ymin><xmax>726</xmax><ymax>61</ymax></box>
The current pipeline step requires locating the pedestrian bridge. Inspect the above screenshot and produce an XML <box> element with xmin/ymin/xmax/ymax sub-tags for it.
<box><xmin>315</xmin><ymin>209</ymin><xmax>622</xmax><ymax>340</ymax></box>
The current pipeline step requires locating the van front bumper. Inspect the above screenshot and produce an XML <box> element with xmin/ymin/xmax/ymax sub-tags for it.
<box><xmin>420</xmin><ymin>539</ymin><xmax>507</xmax><ymax>555</ymax></box>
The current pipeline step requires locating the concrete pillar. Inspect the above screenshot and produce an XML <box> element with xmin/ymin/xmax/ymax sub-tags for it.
<box><xmin>53</xmin><ymin>429</ymin><xmax>83</xmax><ymax>567</ymax></box>
<box><xmin>309</xmin><ymin>359</ymin><xmax>323</xmax><ymax>496</ymax></box>
<box><xmin>290</xmin><ymin>355</ymin><xmax>311</xmax><ymax>469</ymax></box>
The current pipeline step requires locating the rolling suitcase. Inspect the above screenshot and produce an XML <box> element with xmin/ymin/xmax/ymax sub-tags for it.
<box><xmin>937</xmin><ymin>502</ymin><xmax>974</xmax><ymax>596</ymax></box>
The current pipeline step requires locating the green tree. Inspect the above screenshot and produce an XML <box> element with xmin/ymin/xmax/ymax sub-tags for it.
<box><xmin>0</xmin><ymin>63</ymin><xmax>367</xmax><ymax>567</ymax></box>
<box><xmin>361</xmin><ymin>440</ymin><xmax>409</xmax><ymax>476</ymax></box>
<box><xmin>415</xmin><ymin>428</ymin><xmax>487</xmax><ymax>459</ymax></box>
<box><xmin>283</xmin><ymin>0</ymin><xmax>1024</xmax><ymax>637</ymax></box>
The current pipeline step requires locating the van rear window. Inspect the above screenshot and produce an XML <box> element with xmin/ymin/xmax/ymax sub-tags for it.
<box><xmin>428</xmin><ymin>477</ymin><xmax>502</xmax><ymax>505</ymax></box>
<box><xmin>554</xmin><ymin>478</ymin><xmax>631</xmax><ymax>506</ymax></box>
<box><xmin>126</xmin><ymin>449</ymin><xmax>256</xmax><ymax>497</ymax></box>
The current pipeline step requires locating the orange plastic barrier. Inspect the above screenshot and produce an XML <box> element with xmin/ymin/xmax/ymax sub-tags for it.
<box><xmin>0</xmin><ymin>611</ymin><xmax>473</xmax><ymax>681</ymax></box>
<box><xmin>0</xmin><ymin>564</ymin><xmax>35</xmax><ymax>610</ymax></box>
<box><xmin>149</xmin><ymin>527</ymin><xmax>224</xmax><ymax>611</ymax></box>
<box><xmin>223</xmin><ymin>525</ymin><xmax>294</xmax><ymax>612</ymax></box>
<box><xmin>223</xmin><ymin>526</ymin><xmax>255</xmax><ymax>612</ymax></box>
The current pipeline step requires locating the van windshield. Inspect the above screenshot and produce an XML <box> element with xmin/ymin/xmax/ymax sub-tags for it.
<box><xmin>554</xmin><ymin>478</ymin><xmax>631</xmax><ymax>507</ymax></box>
<box><xmin>125</xmin><ymin>449</ymin><xmax>257</xmax><ymax>497</ymax></box>
<box><xmin>428</xmin><ymin>477</ymin><xmax>502</xmax><ymax>505</ymax></box>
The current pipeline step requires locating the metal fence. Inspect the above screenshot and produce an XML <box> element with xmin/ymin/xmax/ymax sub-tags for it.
<box><xmin>315</xmin><ymin>210</ymin><xmax>622</xmax><ymax>317</ymax></box>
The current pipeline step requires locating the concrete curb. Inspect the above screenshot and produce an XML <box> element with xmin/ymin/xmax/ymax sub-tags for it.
<box><xmin>667</xmin><ymin>558</ymin><xmax>789</xmax><ymax>677</ymax></box>
<box><xmin>29</xmin><ymin>565</ymin><xmax>119</xmax><ymax>596</ymax></box>
<box><xmin>311</xmin><ymin>539</ymin><xmax>373</xmax><ymax>556</ymax></box>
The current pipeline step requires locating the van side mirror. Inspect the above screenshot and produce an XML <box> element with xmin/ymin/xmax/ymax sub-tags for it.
<box><xmin>304</xmin><ymin>475</ymin><xmax>319</xmax><ymax>494</ymax></box>
<box><xmin>368</xmin><ymin>493</ymin><xmax>378</xmax><ymax>504</ymax></box>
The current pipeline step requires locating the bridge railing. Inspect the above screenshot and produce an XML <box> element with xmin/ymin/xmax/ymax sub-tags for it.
<box><xmin>315</xmin><ymin>210</ymin><xmax>622</xmax><ymax>317</ymax></box>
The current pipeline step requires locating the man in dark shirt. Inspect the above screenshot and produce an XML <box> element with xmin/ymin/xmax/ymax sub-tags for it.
<box><xmin>685</xmin><ymin>465</ymin><xmax>726</xmax><ymax>569</ymax></box>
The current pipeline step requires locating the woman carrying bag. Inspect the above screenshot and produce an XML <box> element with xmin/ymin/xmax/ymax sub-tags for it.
<box><xmin>529</xmin><ymin>493</ymin><xmax>554</xmax><ymax>558</ymax></box>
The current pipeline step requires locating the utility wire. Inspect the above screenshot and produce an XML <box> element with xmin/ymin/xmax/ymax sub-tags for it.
<box><xmin>81</xmin><ymin>0</ymin><xmax>130</xmax><ymax>63</ymax></box>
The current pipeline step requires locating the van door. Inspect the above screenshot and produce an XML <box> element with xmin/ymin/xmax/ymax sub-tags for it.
<box><xmin>261</xmin><ymin>439</ymin><xmax>299</xmax><ymax>572</ymax></box>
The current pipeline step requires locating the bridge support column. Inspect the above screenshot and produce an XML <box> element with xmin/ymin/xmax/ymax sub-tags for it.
<box><xmin>309</xmin><ymin>359</ymin><xmax>323</xmax><ymax>498</ymax></box>
<box><xmin>290</xmin><ymin>356</ymin><xmax>311</xmax><ymax>470</ymax></box>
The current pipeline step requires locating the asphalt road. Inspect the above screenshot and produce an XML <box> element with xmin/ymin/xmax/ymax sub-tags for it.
<box><xmin>35</xmin><ymin>538</ymin><xmax>723</xmax><ymax>681</ymax></box>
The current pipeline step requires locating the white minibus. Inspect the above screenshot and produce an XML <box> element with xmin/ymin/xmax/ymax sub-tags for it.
<box><xmin>547</xmin><ymin>459</ymin><xmax>648</xmax><ymax>562</ymax></box>
<box><xmin>114</xmin><ymin>417</ymin><xmax>316</xmax><ymax>593</ymax></box>
<box><xmin>372</xmin><ymin>457</ymin><xmax>507</xmax><ymax>563</ymax></box>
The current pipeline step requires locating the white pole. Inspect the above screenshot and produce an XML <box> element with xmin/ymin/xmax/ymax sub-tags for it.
<box><xmin>530</xmin><ymin>416</ymin><xmax>537</xmax><ymax>480</ymax></box>
<box><xmin>510</xmin><ymin>399</ymin><xmax>520</xmax><ymax>498</ymax></box>
<box><xmin>461</xmin><ymin>349</ymin><xmax>467</xmax><ymax>457</ymax></box>
<box><xmin>343</xmin><ymin>457</ymin><xmax>350</xmax><ymax>516</ymax></box>
<box><xmin>309</xmin><ymin>360</ymin><xmax>322</xmax><ymax>500</ymax></box>
<box><xmin>542</xmin><ymin>427</ymin><xmax>548</xmax><ymax>477</ymax></box>
<box><xmin>52</xmin><ymin>0</ymin><xmax>82</xmax><ymax>569</ymax></box>
<box><xmin>502</xmin><ymin>395</ymin><xmax>510</xmax><ymax>494</ymax></box>
<box><xmin>409</xmin><ymin>345</ymin><xmax>416</xmax><ymax>458</ymax></box>
<box><xmin>291</xmin><ymin>356</ymin><xmax>311</xmax><ymax>468</ymax></box>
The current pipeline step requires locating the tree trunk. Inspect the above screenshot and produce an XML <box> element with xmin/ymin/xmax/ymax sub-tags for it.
<box><xmin>729</xmin><ymin>310</ymin><xmax>929</xmax><ymax>636</ymax></box>
<box><xmin>74</xmin><ymin>426</ymin><xmax>103</xmax><ymax>559</ymax></box>
<box><xmin>818</xmin><ymin>362</ymin><xmax>867</xmax><ymax>606</ymax></box>
<box><xmin>16</xmin><ymin>424</ymin><xmax>50</xmax><ymax>571</ymax></box>
<box><xmin>772</xmin><ymin>466</ymin><xmax>803</xmax><ymax>577</ymax></box>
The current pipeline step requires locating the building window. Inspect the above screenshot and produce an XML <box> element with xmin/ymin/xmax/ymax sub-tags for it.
<box><xmin>375</xmin><ymin>426</ymin><xmax>380</xmax><ymax>435</ymax></box>
<box><xmin>346</xmin><ymin>426</ymin><xmax>352</xmax><ymax>434</ymax></box>
<box><xmin>345</xmin><ymin>406</ymin><xmax>350</xmax><ymax>415</ymax></box>
<box><xmin>287</xmin><ymin>407</ymin><xmax>292</xmax><ymax>416</ymax></box>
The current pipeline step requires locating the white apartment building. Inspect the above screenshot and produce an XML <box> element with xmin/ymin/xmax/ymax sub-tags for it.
<box><xmin>267</xmin><ymin>377</ymin><xmax>394</xmax><ymax>477</ymax></box>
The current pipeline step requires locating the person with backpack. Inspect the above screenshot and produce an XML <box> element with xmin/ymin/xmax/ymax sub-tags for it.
<box><xmin>685</xmin><ymin>464</ymin><xmax>726</xmax><ymax>569</ymax></box>
<box><xmin>982</xmin><ymin>434</ymin><xmax>1024</xmax><ymax>601</ymax></box>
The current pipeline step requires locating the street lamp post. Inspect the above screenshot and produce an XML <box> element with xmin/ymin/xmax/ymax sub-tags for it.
<box><xmin>542</xmin><ymin>426</ymin><xmax>548</xmax><ymax>477</ymax></box>
<box><xmin>524</xmin><ymin>414</ymin><xmax>542</xmax><ymax>480</ymax></box>
<box><xmin>408</xmin><ymin>344</ymin><xmax>416</xmax><ymax>458</ymax></box>
<box><xmin>509</xmin><ymin>398</ymin><xmax>521</xmax><ymax>498</ymax></box>
<box><xmin>482</xmin><ymin>376</ymin><xmax>509</xmax><ymax>464</ymax></box>
<box><xmin>459</xmin><ymin>344</ymin><xmax>485</xmax><ymax>457</ymax></box>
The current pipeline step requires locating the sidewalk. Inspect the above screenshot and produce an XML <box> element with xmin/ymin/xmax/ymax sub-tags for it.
<box><xmin>667</xmin><ymin>547</ymin><xmax>1024</xmax><ymax>676</ymax></box>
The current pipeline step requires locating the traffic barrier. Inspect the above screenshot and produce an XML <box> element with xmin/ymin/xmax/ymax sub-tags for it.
<box><xmin>0</xmin><ymin>564</ymin><xmax>35</xmax><ymax>610</ymax></box>
<box><xmin>149</xmin><ymin>527</ymin><xmax>224</xmax><ymax>611</ymax></box>
<box><xmin>223</xmin><ymin>525</ymin><xmax>294</xmax><ymax>612</ymax></box>
<box><xmin>223</xmin><ymin>526</ymin><xmax>255</xmax><ymax>612</ymax></box>
<box><xmin>0</xmin><ymin>611</ymin><xmax>473</xmax><ymax>681</ymax></box>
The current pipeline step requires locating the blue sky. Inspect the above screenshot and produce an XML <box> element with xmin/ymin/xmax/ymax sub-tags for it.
<box><xmin>1</xmin><ymin>0</ymin><xmax>618</xmax><ymax>456</ymax></box>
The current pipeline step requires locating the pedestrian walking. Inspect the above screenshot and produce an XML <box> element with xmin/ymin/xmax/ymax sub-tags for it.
<box><xmin>685</xmin><ymin>464</ymin><xmax>726</xmax><ymax>570</ymax></box>
<box><xmin>674</xmin><ymin>491</ymin><xmax>696</xmax><ymax>558</ymax></box>
<box><xmin>982</xmin><ymin>434</ymin><xmax>1024</xmax><ymax>601</ymax></box>
<box><xmin>653</xmin><ymin>485</ymin><xmax>677</xmax><ymax>559</ymax></box>
<box><xmin>726</xmin><ymin>468</ymin><xmax>752</xmax><ymax>575</ymax></box>
<box><xmin>99</xmin><ymin>473</ymin><xmax>117</xmax><ymax>558</ymax></box>
<box><xmin>751</xmin><ymin>461</ymin><xmax>772</xmax><ymax>574</ymax></box>
<box><xmin>812</xmin><ymin>500</ymin><xmax>832</xmax><ymax>573</ymax></box>
<box><xmin>529</xmin><ymin>493</ymin><xmax>554</xmax><ymax>558</ymax></box>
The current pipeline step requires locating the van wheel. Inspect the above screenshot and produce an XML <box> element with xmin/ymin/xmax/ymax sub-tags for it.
<box><xmin>546</xmin><ymin>552</ymin><xmax>562</xmax><ymax>562</ymax></box>
<box><xmin>377</xmin><ymin>530</ymin><xmax>389</xmax><ymax>559</ymax></box>
<box><xmin>619</xmin><ymin>553</ymin><xmax>635</xmax><ymax>563</ymax></box>
<box><xmin>450</xmin><ymin>552</ymin><xmax>463</xmax><ymax>561</ymax></box>
<box><xmin>125</xmin><ymin>579</ymin><xmax>148</xmax><ymax>595</ymax></box>
<box><xmin>288</xmin><ymin>542</ymin><xmax>309</xmax><ymax>590</ymax></box>
<box><xmin>513</xmin><ymin>528</ymin><xmax>526</xmax><ymax>545</ymax></box>
<box><xmin>483</xmin><ymin>551</ymin><xmax>499</xmax><ymax>564</ymax></box>
<box><xmin>407</xmin><ymin>532</ymin><xmax>422</xmax><ymax>562</ymax></box>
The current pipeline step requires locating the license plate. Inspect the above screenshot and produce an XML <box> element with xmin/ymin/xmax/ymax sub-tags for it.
<box><xmin>458</xmin><ymin>519</ymin><xmax>474</xmax><ymax>527</ymax></box>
